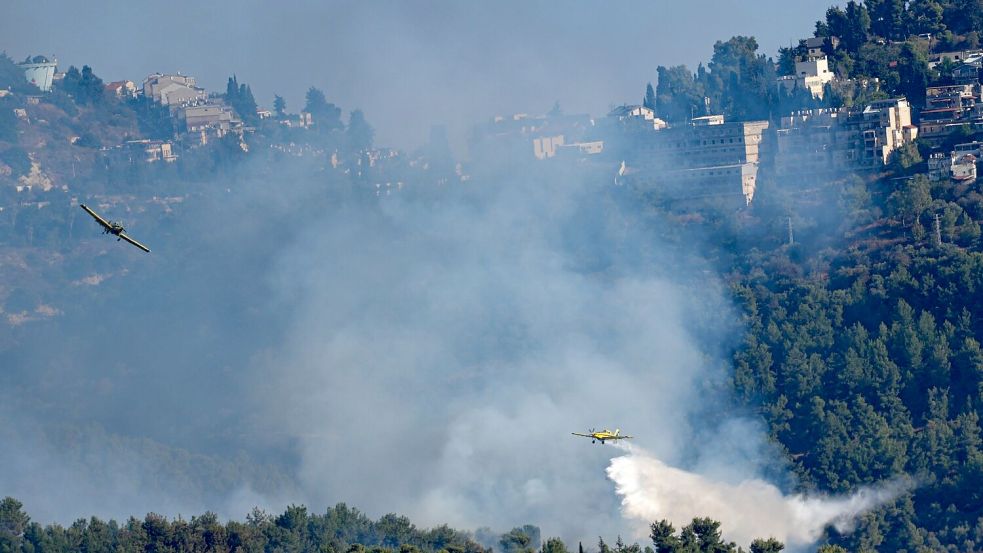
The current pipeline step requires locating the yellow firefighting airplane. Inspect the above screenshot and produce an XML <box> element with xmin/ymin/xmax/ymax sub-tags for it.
<box><xmin>79</xmin><ymin>204</ymin><xmax>151</xmax><ymax>253</ymax></box>
<box><xmin>572</xmin><ymin>428</ymin><xmax>633</xmax><ymax>444</ymax></box>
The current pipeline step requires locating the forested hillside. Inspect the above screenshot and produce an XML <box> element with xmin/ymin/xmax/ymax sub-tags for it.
<box><xmin>0</xmin><ymin>498</ymin><xmax>490</xmax><ymax>553</ymax></box>
<box><xmin>726</xmin><ymin>178</ymin><xmax>983</xmax><ymax>551</ymax></box>
<box><xmin>5</xmin><ymin>1</ymin><xmax>983</xmax><ymax>552</ymax></box>
<box><xmin>0</xmin><ymin>497</ymin><xmax>795</xmax><ymax>553</ymax></box>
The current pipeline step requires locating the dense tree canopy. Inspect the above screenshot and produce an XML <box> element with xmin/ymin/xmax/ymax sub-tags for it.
<box><xmin>304</xmin><ymin>86</ymin><xmax>343</xmax><ymax>132</ymax></box>
<box><xmin>726</xmin><ymin>161</ymin><xmax>983</xmax><ymax>550</ymax></box>
<box><xmin>225</xmin><ymin>75</ymin><xmax>259</xmax><ymax>125</ymax></box>
<box><xmin>655</xmin><ymin>65</ymin><xmax>705</xmax><ymax>123</ymax></box>
<box><xmin>0</xmin><ymin>500</ymin><xmax>492</xmax><ymax>553</ymax></box>
<box><xmin>59</xmin><ymin>65</ymin><xmax>105</xmax><ymax>105</ymax></box>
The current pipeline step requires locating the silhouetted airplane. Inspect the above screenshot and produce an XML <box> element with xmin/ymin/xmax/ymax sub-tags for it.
<box><xmin>80</xmin><ymin>204</ymin><xmax>151</xmax><ymax>252</ymax></box>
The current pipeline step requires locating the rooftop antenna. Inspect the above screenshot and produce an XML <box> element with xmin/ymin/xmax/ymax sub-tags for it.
<box><xmin>788</xmin><ymin>216</ymin><xmax>794</xmax><ymax>245</ymax></box>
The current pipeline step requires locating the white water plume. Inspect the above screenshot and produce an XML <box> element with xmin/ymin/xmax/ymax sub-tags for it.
<box><xmin>606</xmin><ymin>444</ymin><xmax>912</xmax><ymax>549</ymax></box>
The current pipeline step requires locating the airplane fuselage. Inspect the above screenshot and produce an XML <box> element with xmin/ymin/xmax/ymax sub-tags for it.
<box><xmin>572</xmin><ymin>428</ymin><xmax>632</xmax><ymax>444</ymax></box>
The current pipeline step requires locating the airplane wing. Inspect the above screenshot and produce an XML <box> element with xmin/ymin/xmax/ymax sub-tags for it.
<box><xmin>80</xmin><ymin>204</ymin><xmax>113</xmax><ymax>230</ymax></box>
<box><xmin>571</xmin><ymin>433</ymin><xmax>594</xmax><ymax>438</ymax></box>
<box><xmin>118</xmin><ymin>232</ymin><xmax>151</xmax><ymax>253</ymax></box>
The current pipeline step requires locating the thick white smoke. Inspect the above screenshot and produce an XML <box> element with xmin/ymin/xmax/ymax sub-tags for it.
<box><xmin>607</xmin><ymin>444</ymin><xmax>912</xmax><ymax>549</ymax></box>
<box><xmin>3</xmin><ymin>152</ymin><xmax>907</xmax><ymax>547</ymax></box>
<box><xmin>250</xmin><ymin>167</ymin><xmax>739</xmax><ymax>539</ymax></box>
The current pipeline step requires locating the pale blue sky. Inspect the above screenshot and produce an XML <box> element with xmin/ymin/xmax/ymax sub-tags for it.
<box><xmin>3</xmin><ymin>0</ymin><xmax>836</xmax><ymax>149</ymax></box>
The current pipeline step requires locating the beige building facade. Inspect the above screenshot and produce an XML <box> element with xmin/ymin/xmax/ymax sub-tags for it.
<box><xmin>622</xmin><ymin>115</ymin><xmax>769</xmax><ymax>205</ymax></box>
<box><xmin>774</xmin><ymin>98</ymin><xmax>917</xmax><ymax>177</ymax></box>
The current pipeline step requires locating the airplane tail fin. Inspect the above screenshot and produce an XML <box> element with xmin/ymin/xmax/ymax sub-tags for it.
<box><xmin>615</xmin><ymin>428</ymin><xmax>620</xmax><ymax>436</ymax></box>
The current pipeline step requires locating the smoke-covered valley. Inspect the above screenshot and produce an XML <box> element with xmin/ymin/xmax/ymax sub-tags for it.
<box><xmin>0</xmin><ymin>152</ymin><xmax>906</xmax><ymax>549</ymax></box>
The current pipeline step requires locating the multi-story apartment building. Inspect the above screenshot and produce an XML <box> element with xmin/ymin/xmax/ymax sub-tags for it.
<box><xmin>178</xmin><ymin>104</ymin><xmax>243</xmax><ymax>145</ymax></box>
<box><xmin>774</xmin><ymin>98</ymin><xmax>917</xmax><ymax>177</ymax></box>
<box><xmin>918</xmin><ymin>84</ymin><xmax>983</xmax><ymax>144</ymax></box>
<box><xmin>142</xmin><ymin>73</ymin><xmax>207</xmax><ymax>106</ymax></box>
<box><xmin>618</xmin><ymin>114</ymin><xmax>769</xmax><ymax>205</ymax></box>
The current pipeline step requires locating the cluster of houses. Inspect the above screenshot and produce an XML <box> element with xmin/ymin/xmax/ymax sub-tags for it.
<box><xmin>12</xmin><ymin>56</ymin><xmax>318</xmax><ymax>165</ymax></box>
<box><xmin>10</xmin><ymin>44</ymin><xmax>983</xmax><ymax>205</ymax></box>
<box><xmin>919</xmin><ymin>83</ymin><xmax>983</xmax><ymax>141</ymax></box>
<box><xmin>475</xmin><ymin>94</ymin><xmax>922</xmax><ymax>206</ymax></box>
<box><xmin>142</xmin><ymin>72</ymin><xmax>243</xmax><ymax>149</ymax></box>
<box><xmin>470</xmin><ymin>34</ymin><xmax>983</xmax><ymax>207</ymax></box>
<box><xmin>87</xmin><ymin>72</ymin><xmax>243</xmax><ymax>165</ymax></box>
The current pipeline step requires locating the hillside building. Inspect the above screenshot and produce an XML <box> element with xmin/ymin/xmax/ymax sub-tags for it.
<box><xmin>918</xmin><ymin>84</ymin><xmax>983</xmax><ymax>144</ymax></box>
<box><xmin>470</xmin><ymin>112</ymin><xmax>599</xmax><ymax>161</ymax></box>
<box><xmin>178</xmin><ymin>104</ymin><xmax>242</xmax><ymax>144</ymax></box>
<box><xmin>616</xmin><ymin>114</ymin><xmax>769</xmax><ymax>205</ymax></box>
<box><xmin>607</xmin><ymin>105</ymin><xmax>668</xmax><ymax>132</ymax></box>
<box><xmin>18</xmin><ymin>56</ymin><xmax>57</xmax><ymax>92</ymax></box>
<box><xmin>928</xmin><ymin>49</ymin><xmax>982</xmax><ymax>68</ymax></box>
<box><xmin>953</xmin><ymin>65</ymin><xmax>983</xmax><ymax>85</ymax></box>
<box><xmin>774</xmin><ymin>98</ymin><xmax>916</xmax><ymax>178</ymax></box>
<box><xmin>105</xmin><ymin>80</ymin><xmax>137</xmax><ymax>98</ymax></box>
<box><xmin>143</xmin><ymin>73</ymin><xmax>207</xmax><ymax>106</ymax></box>
<box><xmin>124</xmin><ymin>140</ymin><xmax>177</xmax><ymax>163</ymax></box>
<box><xmin>776</xmin><ymin>36</ymin><xmax>839</xmax><ymax>100</ymax></box>
<box><xmin>803</xmin><ymin>36</ymin><xmax>839</xmax><ymax>59</ymax></box>
<box><xmin>777</xmin><ymin>56</ymin><xmax>836</xmax><ymax>99</ymax></box>
<box><xmin>929</xmin><ymin>151</ymin><xmax>977</xmax><ymax>183</ymax></box>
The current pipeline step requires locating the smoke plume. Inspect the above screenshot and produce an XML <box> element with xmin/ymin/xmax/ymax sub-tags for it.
<box><xmin>2</xmin><ymin>150</ymin><xmax>908</xmax><ymax>549</ymax></box>
<box><xmin>246</xmin><ymin>164</ymin><xmax>734</xmax><ymax>538</ymax></box>
<box><xmin>607</xmin><ymin>443</ymin><xmax>912</xmax><ymax>549</ymax></box>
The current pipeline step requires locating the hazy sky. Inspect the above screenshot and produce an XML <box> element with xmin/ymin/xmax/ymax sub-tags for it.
<box><xmin>3</xmin><ymin>1</ymin><xmax>835</xmax><ymax>150</ymax></box>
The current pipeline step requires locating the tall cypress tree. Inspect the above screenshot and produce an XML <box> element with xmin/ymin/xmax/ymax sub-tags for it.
<box><xmin>643</xmin><ymin>82</ymin><xmax>656</xmax><ymax>111</ymax></box>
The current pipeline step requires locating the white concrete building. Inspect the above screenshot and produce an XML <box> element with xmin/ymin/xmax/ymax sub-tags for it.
<box><xmin>777</xmin><ymin>56</ymin><xmax>836</xmax><ymax>99</ymax></box>
<box><xmin>608</xmin><ymin>104</ymin><xmax>668</xmax><ymax>131</ymax></box>
<box><xmin>618</xmin><ymin>114</ymin><xmax>769</xmax><ymax>205</ymax></box>
<box><xmin>19</xmin><ymin>56</ymin><xmax>57</xmax><ymax>92</ymax></box>
<box><xmin>532</xmin><ymin>135</ymin><xmax>565</xmax><ymax>159</ymax></box>
<box><xmin>952</xmin><ymin>154</ymin><xmax>977</xmax><ymax>182</ymax></box>
<box><xmin>929</xmin><ymin>151</ymin><xmax>977</xmax><ymax>182</ymax></box>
